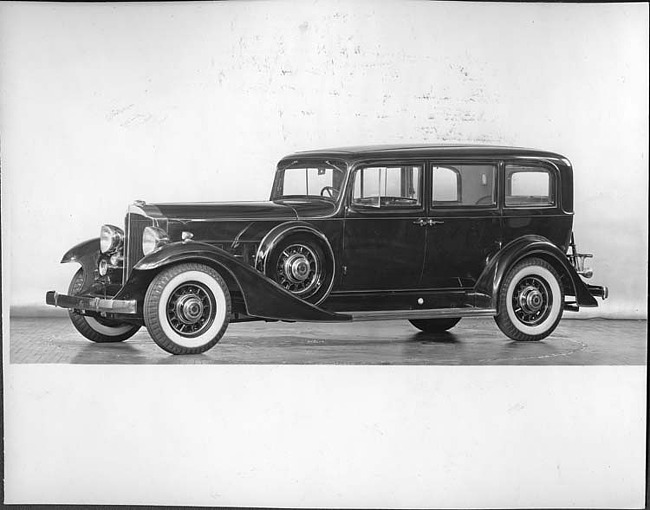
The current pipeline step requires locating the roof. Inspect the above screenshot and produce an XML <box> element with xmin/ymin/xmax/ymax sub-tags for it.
<box><xmin>281</xmin><ymin>144</ymin><xmax>568</xmax><ymax>163</ymax></box>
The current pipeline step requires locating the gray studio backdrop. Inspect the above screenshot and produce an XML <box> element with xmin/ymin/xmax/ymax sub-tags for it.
<box><xmin>2</xmin><ymin>1</ymin><xmax>648</xmax><ymax>318</ymax></box>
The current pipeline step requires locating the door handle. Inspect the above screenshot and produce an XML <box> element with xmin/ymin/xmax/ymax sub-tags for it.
<box><xmin>413</xmin><ymin>219</ymin><xmax>445</xmax><ymax>226</ymax></box>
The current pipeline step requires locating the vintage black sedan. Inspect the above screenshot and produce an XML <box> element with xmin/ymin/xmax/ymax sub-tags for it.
<box><xmin>46</xmin><ymin>144</ymin><xmax>608</xmax><ymax>354</ymax></box>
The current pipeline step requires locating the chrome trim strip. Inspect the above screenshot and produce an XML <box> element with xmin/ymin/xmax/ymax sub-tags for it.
<box><xmin>348</xmin><ymin>308</ymin><xmax>497</xmax><ymax>321</ymax></box>
<box><xmin>128</xmin><ymin>203</ymin><xmax>167</xmax><ymax>219</ymax></box>
<box><xmin>123</xmin><ymin>209</ymin><xmax>131</xmax><ymax>283</ymax></box>
<box><xmin>330</xmin><ymin>287</ymin><xmax>470</xmax><ymax>295</ymax></box>
<box><xmin>46</xmin><ymin>291</ymin><xmax>138</xmax><ymax>314</ymax></box>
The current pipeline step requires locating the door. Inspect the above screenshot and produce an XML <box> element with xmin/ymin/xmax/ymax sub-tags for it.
<box><xmin>341</xmin><ymin>163</ymin><xmax>427</xmax><ymax>291</ymax></box>
<box><xmin>421</xmin><ymin>161</ymin><xmax>502</xmax><ymax>289</ymax></box>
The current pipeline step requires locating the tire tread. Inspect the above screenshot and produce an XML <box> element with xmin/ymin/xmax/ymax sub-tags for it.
<box><xmin>494</xmin><ymin>257</ymin><xmax>564</xmax><ymax>341</ymax></box>
<box><xmin>144</xmin><ymin>263</ymin><xmax>231</xmax><ymax>355</ymax></box>
<box><xmin>68</xmin><ymin>269</ymin><xmax>140</xmax><ymax>343</ymax></box>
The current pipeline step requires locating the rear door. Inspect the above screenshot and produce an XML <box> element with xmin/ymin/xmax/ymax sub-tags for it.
<box><xmin>420</xmin><ymin>160</ymin><xmax>502</xmax><ymax>290</ymax></box>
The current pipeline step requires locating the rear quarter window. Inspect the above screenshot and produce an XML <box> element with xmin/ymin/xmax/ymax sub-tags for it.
<box><xmin>505</xmin><ymin>165</ymin><xmax>555</xmax><ymax>207</ymax></box>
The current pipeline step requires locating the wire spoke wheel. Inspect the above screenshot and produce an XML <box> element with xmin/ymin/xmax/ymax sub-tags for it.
<box><xmin>144</xmin><ymin>263</ymin><xmax>231</xmax><ymax>354</ymax></box>
<box><xmin>495</xmin><ymin>257</ymin><xmax>564</xmax><ymax>342</ymax></box>
<box><xmin>511</xmin><ymin>276</ymin><xmax>552</xmax><ymax>326</ymax></box>
<box><xmin>275</xmin><ymin>243</ymin><xmax>322</xmax><ymax>298</ymax></box>
<box><xmin>165</xmin><ymin>282</ymin><xmax>216</xmax><ymax>338</ymax></box>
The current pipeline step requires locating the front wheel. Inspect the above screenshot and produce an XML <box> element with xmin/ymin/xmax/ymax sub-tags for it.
<box><xmin>144</xmin><ymin>263</ymin><xmax>231</xmax><ymax>355</ymax></box>
<box><xmin>495</xmin><ymin>257</ymin><xmax>564</xmax><ymax>341</ymax></box>
<box><xmin>68</xmin><ymin>269</ymin><xmax>141</xmax><ymax>343</ymax></box>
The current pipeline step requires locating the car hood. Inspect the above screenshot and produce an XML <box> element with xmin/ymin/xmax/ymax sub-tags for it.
<box><xmin>147</xmin><ymin>200</ymin><xmax>336</xmax><ymax>221</ymax></box>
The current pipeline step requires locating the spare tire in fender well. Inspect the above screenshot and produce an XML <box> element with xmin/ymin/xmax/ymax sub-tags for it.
<box><xmin>255</xmin><ymin>222</ymin><xmax>336</xmax><ymax>304</ymax></box>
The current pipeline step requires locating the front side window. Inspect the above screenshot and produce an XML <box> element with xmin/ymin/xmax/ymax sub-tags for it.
<box><xmin>352</xmin><ymin>165</ymin><xmax>421</xmax><ymax>208</ymax></box>
<box><xmin>505</xmin><ymin>165</ymin><xmax>554</xmax><ymax>207</ymax></box>
<box><xmin>273</xmin><ymin>162</ymin><xmax>346</xmax><ymax>201</ymax></box>
<box><xmin>432</xmin><ymin>164</ymin><xmax>496</xmax><ymax>207</ymax></box>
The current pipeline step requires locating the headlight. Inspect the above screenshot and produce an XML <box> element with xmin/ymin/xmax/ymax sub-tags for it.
<box><xmin>142</xmin><ymin>226</ymin><xmax>169</xmax><ymax>255</ymax></box>
<box><xmin>100</xmin><ymin>224</ymin><xmax>124</xmax><ymax>254</ymax></box>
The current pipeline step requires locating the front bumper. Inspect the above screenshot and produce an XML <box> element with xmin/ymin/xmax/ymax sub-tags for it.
<box><xmin>45</xmin><ymin>291</ymin><xmax>137</xmax><ymax>314</ymax></box>
<box><xmin>587</xmin><ymin>284</ymin><xmax>609</xmax><ymax>300</ymax></box>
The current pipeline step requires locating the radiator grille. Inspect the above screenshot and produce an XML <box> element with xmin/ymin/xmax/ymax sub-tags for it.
<box><xmin>123</xmin><ymin>212</ymin><xmax>153</xmax><ymax>282</ymax></box>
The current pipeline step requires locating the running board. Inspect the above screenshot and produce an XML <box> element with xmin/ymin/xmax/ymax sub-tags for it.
<box><xmin>348</xmin><ymin>308</ymin><xmax>497</xmax><ymax>321</ymax></box>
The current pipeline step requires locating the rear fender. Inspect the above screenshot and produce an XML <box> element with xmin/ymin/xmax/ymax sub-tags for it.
<box><xmin>129</xmin><ymin>241</ymin><xmax>349</xmax><ymax>322</ymax></box>
<box><xmin>475</xmin><ymin>235</ymin><xmax>598</xmax><ymax>308</ymax></box>
<box><xmin>60</xmin><ymin>238</ymin><xmax>101</xmax><ymax>291</ymax></box>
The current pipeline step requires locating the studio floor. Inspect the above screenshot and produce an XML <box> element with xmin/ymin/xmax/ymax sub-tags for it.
<box><xmin>8</xmin><ymin>315</ymin><xmax>646</xmax><ymax>365</ymax></box>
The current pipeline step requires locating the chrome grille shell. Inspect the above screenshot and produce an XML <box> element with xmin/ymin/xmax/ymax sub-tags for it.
<box><xmin>122</xmin><ymin>203</ymin><xmax>167</xmax><ymax>282</ymax></box>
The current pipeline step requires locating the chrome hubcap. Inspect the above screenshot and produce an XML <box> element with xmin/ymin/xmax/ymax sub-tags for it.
<box><xmin>166</xmin><ymin>282</ymin><xmax>215</xmax><ymax>337</ymax></box>
<box><xmin>284</xmin><ymin>254</ymin><xmax>311</xmax><ymax>283</ymax></box>
<box><xmin>276</xmin><ymin>244</ymin><xmax>321</xmax><ymax>297</ymax></box>
<box><xmin>512</xmin><ymin>276</ymin><xmax>552</xmax><ymax>326</ymax></box>
<box><xmin>175</xmin><ymin>294</ymin><xmax>204</xmax><ymax>324</ymax></box>
<box><xmin>519</xmin><ymin>286</ymin><xmax>544</xmax><ymax>314</ymax></box>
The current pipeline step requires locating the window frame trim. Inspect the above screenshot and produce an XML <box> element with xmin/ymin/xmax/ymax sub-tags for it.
<box><xmin>348</xmin><ymin>161</ymin><xmax>425</xmax><ymax>212</ymax></box>
<box><xmin>503</xmin><ymin>161</ymin><xmax>559</xmax><ymax>210</ymax></box>
<box><xmin>428</xmin><ymin>160</ymin><xmax>499</xmax><ymax>210</ymax></box>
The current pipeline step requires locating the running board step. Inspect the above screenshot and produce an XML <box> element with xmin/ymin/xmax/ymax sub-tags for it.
<box><xmin>348</xmin><ymin>308</ymin><xmax>497</xmax><ymax>321</ymax></box>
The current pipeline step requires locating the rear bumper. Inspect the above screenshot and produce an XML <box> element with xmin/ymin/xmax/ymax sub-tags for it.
<box><xmin>45</xmin><ymin>291</ymin><xmax>138</xmax><ymax>315</ymax></box>
<box><xmin>587</xmin><ymin>284</ymin><xmax>609</xmax><ymax>300</ymax></box>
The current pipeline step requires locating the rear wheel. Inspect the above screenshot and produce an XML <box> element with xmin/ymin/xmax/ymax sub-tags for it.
<box><xmin>495</xmin><ymin>257</ymin><xmax>564</xmax><ymax>341</ymax></box>
<box><xmin>409</xmin><ymin>317</ymin><xmax>461</xmax><ymax>333</ymax></box>
<box><xmin>68</xmin><ymin>269</ymin><xmax>140</xmax><ymax>343</ymax></box>
<box><xmin>144</xmin><ymin>263</ymin><xmax>231</xmax><ymax>355</ymax></box>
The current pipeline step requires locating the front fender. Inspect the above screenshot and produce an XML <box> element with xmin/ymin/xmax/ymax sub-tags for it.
<box><xmin>132</xmin><ymin>241</ymin><xmax>350</xmax><ymax>322</ymax></box>
<box><xmin>60</xmin><ymin>238</ymin><xmax>101</xmax><ymax>290</ymax></box>
<box><xmin>475</xmin><ymin>235</ymin><xmax>598</xmax><ymax>308</ymax></box>
<box><xmin>61</xmin><ymin>237</ymin><xmax>100</xmax><ymax>264</ymax></box>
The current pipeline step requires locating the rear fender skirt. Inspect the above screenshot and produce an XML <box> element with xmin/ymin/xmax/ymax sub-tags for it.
<box><xmin>130</xmin><ymin>241</ymin><xmax>349</xmax><ymax>322</ymax></box>
<box><xmin>475</xmin><ymin>235</ymin><xmax>598</xmax><ymax>308</ymax></box>
<box><xmin>60</xmin><ymin>237</ymin><xmax>101</xmax><ymax>291</ymax></box>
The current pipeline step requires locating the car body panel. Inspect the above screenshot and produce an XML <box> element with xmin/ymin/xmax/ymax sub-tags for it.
<box><xmin>60</xmin><ymin>237</ymin><xmax>101</xmax><ymax>291</ymax></box>
<box><xmin>132</xmin><ymin>241</ymin><xmax>350</xmax><ymax>322</ymax></box>
<box><xmin>474</xmin><ymin>234</ymin><xmax>599</xmax><ymax>308</ymax></box>
<box><xmin>46</xmin><ymin>144</ymin><xmax>606</xmax><ymax>327</ymax></box>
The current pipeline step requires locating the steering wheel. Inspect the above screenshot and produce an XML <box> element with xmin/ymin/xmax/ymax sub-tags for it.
<box><xmin>320</xmin><ymin>186</ymin><xmax>337</xmax><ymax>199</ymax></box>
<box><xmin>475</xmin><ymin>195</ymin><xmax>494</xmax><ymax>205</ymax></box>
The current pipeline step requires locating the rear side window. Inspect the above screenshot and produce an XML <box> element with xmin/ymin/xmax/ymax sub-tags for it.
<box><xmin>431</xmin><ymin>164</ymin><xmax>496</xmax><ymax>207</ymax></box>
<box><xmin>505</xmin><ymin>165</ymin><xmax>555</xmax><ymax>207</ymax></box>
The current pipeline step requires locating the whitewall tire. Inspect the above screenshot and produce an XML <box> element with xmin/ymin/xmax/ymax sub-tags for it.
<box><xmin>144</xmin><ymin>263</ymin><xmax>231</xmax><ymax>355</ymax></box>
<box><xmin>68</xmin><ymin>269</ymin><xmax>141</xmax><ymax>343</ymax></box>
<box><xmin>495</xmin><ymin>257</ymin><xmax>564</xmax><ymax>341</ymax></box>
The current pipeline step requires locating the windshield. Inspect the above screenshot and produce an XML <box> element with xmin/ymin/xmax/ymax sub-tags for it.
<box><xmin>271</xmin><ymin>161</ymin><xmax>347</xmax><ymax>202</ymax></box>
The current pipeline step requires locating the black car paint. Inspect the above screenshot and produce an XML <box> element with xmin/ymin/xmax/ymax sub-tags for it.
<box><xmin>53</xmin><ymin>145</ymin><xmax>603</xmax><ymax>324</ymax></box>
